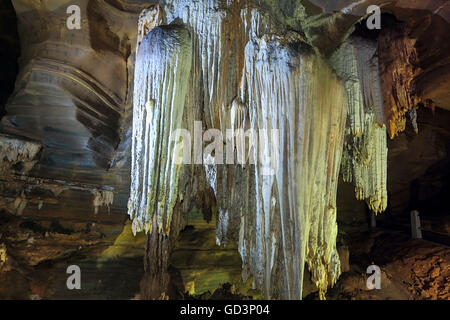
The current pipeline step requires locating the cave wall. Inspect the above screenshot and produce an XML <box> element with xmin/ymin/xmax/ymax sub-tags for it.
<box><xmin>388</xmin><ymin>107</ymin><xmax>450</xmax><ymax>220</ymax></box>
<box><xmin>0</xmin><ymin>0</ymin><xmax>146</xmax><ymax>298</ymax></box>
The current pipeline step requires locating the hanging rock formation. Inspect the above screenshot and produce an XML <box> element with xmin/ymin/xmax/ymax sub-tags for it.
<box><xmin>331</xmin><ymin>36</ymin><xmax>388</xmax><ymax>214</ymax></box>
<box><xmin>129</xmin><ymin>23</ymin><xmax>193</xmax><ymax>234</ymax></box>
<box><xmin>130</xmin><ymin>1</ymin><xmax>347</xmax><ymax>300</ymax></box>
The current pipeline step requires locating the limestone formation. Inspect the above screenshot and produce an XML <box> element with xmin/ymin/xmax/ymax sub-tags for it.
<box><xmin>130</xmin><ymin>1</ymin><xmax>346</xmax><ymax>299</ymax></box>
<box><xmin>331</xmin><ymin>36</ymin><xmax>388</xmax><ymax>214</ymax></box>
<box><xmin>0</xmin><ymin>0</ymin><xmax>449</xmax><ymax>301</ymax></box>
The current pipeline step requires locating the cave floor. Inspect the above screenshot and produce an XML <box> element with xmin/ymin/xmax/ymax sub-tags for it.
<box><xmin>1</xmin><ymin>218</ymin><xmax>448</xmax><ymax>300</ymax></box>
<box><xmin>322</xmin><ymin>229</ymin><xmax>450</xmax><ymax>300</ymax></box>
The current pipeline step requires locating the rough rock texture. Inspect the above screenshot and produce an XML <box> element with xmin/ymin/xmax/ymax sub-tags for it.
<box><xmin>376</xmin><ymin>4</ymin><xmax>450</xmax><ymax>138</ymax></box>
<box><xmin>378</xmin><ymin>19</ymin><xmax>421</xmax><ymax>139</ymax></box>
<box><xmin>0</xmin><ymin>0</ymin><xmax>20</xmax><ymax>120</ymax></box>
<box><xmin>387</xmin><ymin>107</ymin><xmax>450</xmax><ymax>221</ymax></box>
<box><xmin>0</xmin><ymin>0</ymin><xmax>143</xmax><ymax>231</ymax></box>
<box><xmin>0</xmin><ymin>0</ymin><xmax>146</xmax><ymax>299</ymax></box>
<box><xmin>325</xmin><ymin>230</ymin><xmax>450</xmax><ymax>300</ymax></box>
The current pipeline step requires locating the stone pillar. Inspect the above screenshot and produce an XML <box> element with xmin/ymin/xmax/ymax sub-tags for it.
<box><xmin>370</xmin><ymin>211</ymin><xmax>377</xmax><ymax>228</ymax></box>
<box><xmin>410</xmin><ymin>210</ymin><xmax>422</xmax><ymax>239</ymax></box>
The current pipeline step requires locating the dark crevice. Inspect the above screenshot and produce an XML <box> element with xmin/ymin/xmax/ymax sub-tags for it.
<box><xmin>0</xmin><ymin>0</ymin><xmax>20</xmax><ymax>121</ymax></box>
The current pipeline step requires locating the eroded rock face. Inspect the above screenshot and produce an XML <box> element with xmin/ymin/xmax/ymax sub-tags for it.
<box><xmin>0</xmin><ymin>0</ymin><xmax>145</xmax><ymax>299</ymax></box>
<box><xmin>388</xmin><ymin>107</ymin><xmax>450</xmax><ymax>219</ymax></box>
<box><xmin>2</xmin><ymin>0</ymin><xmax>135</xmax><ymax>171</ymax></box>
<box><xmin>378</xmin><ymin>19</ymin><xmax>422</xmax><ymax>139</ymax></box>
<box><xmin>325</xmin><ymin>230</ymin><xmax>450</xmax><ymax>300</ymax></box>
<box><xmin>129</xmin><ymin>1</ymin><xmax>352</xmax><ymax>300</ymax></box>
<box><xmin>0</xmin><ymin>2</ymin><xmax>146</xmax><ymax>218</ymax></box>
<box><xmin>377</xmin><ymin>2</ymin><xmax>450</xmax><ymax>138</ymax></box>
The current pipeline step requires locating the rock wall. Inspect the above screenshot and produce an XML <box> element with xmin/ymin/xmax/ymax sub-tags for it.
<box><xmin>0</xmin><ymin>0</ymin><xmax>145</xmax><ymax>298</ymax></box>
<box><xmin>0</xmin><ymin>0</ymin><xmax>20</xmax><ymax>119</ymax></box>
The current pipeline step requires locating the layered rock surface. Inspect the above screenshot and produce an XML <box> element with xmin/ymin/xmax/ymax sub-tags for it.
<box><xmin>0</xmin><ymin>0</ymin><xmax>145</xmax><ymax>299</ymax></box>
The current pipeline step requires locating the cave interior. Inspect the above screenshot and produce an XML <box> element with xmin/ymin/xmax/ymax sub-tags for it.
<box><xmin>0</xmin><ymin>0</ymin><xmax>449</xmax><ymax>300</ymax></box>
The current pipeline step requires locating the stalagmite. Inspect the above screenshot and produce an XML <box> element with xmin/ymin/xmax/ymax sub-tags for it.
<box><xmin>330</xmin><ymin>36</ymin><xmax>388</xmax><ymax>214</ymax></box>
<box><xmin>408</xmin><ymin>108</ymin><xmax>419</xmax><ymax>134</ymax></box>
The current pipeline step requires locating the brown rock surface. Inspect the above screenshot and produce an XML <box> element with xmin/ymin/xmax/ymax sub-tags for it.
<box><xmin>325</xmin><ymin>230</ymin><xmax>450</xmax><ymax>300</ymax></box>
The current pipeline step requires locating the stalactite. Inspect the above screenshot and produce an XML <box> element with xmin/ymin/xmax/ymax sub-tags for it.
<box><xmin>229</xmin><ymin>8</ymin><xmax>347</xmax><ymax>299</ymax></box>
<box><xmin>91</xmin><ymin>190</ymin><xmax>114</xmax><ymax>214</ymax></box>
<box><xmin>131</xmin><ymin>1</ymin><xmax>347</xmax><ymax>299</ymax></box>
<box><xmin>330</xmin><ymin>36</ymin><xmax>388</xmax><ymax>214</ymax></box>
<box><xmin>128</xmin><ymin>22</ymin><xmax>193</xmax><ymax>236</ymax></box>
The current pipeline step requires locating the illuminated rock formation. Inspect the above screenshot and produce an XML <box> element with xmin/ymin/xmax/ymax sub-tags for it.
<box><xmin>378</xmin><ymin>21</ymin><xmax>421</xmax><ymax>139</ymax></box>
<box><xmin>130</xmin><ymin>1</ymin><xmax>347</xmax><ymax>299</ymax></box>
<box><xmin>331</xmin><ymin>36</ymin><xmax>388</xmax><ymax>214</ymax></box>
<box><xmin>1</xmin><ymin>0</ymin><xmax>449</xmax><ymax>300</ymax></box>
<box><xmin>235</xmin><ymin>10</ymin><xmax>346</xmax><ymax>299</ymax></box>
<box><xmin>129</xmin><ymin>23</ymin><xmax>192</xmax><ymax>235</ymax></box>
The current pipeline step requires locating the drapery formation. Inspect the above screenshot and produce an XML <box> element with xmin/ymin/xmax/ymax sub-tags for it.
<box><xmin>129</xmin><ymin>1</ymin><xmax>389</xmax><ymax>299</ymax></box>
<box><xmin>331</xmin><ymin>36</ymin><xmax>388</xmax><ymax>214</ymax></box>
<box><xmin>128</xmin><ymin>24</ymin><xmax>192</xmax><ymax>235</ymax></box>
